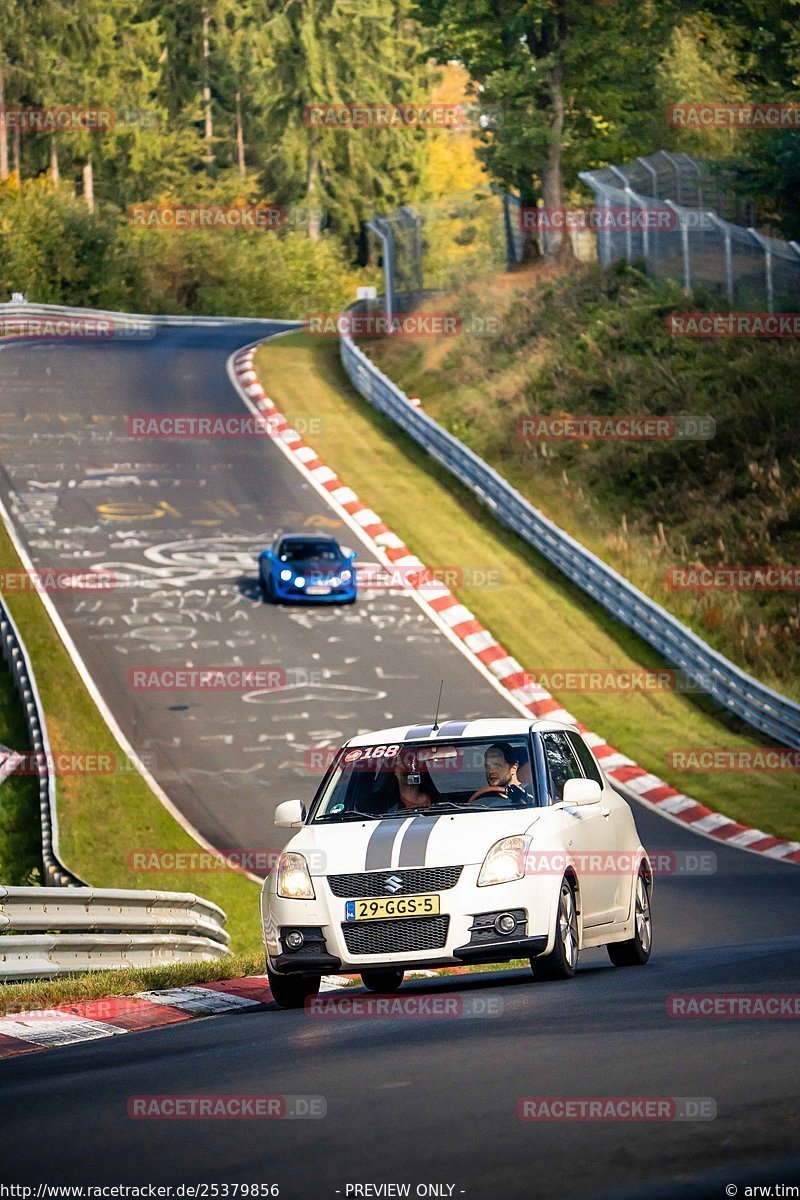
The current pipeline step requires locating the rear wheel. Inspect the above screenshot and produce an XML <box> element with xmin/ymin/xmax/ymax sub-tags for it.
<box><xmin>532</xmin><ymin>877</ymin><xmax>579</xmax><ymax>981</ymax></box>
<box><xmin>608</xmin><ymin>869</ymin><xmax>652</xmax><ymax>967</ymax></box>
<box><xmin>360</xmin><ymin>968</ymin><xmax>404</xmax><ymax>993</ymax></box>
<box><xmin>259</xmin><ymin>572</ymin><xmax>272</xmax><ymax>600</ymax></box>
<box><xmin>267</xmin><ymin>966</ymin><xmax>321</xmax><ymax>1009</ymax></box>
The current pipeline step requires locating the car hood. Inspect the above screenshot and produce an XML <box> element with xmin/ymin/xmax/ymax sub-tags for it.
<box><xmin>285</xmin><ymin>809</ymin><xmax>541</xmax><ymax>874</ymax></box>
<box><xmin>280</xmin><ymin>556</ymin><xmax>346</xmax><ymax>574</ymax></box>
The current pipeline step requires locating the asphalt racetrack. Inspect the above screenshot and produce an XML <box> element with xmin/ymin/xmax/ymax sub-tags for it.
<box><xmin>0</xmin><ymin>323</ymin><xmax>798</xmax><ymax>1199</ymax></box>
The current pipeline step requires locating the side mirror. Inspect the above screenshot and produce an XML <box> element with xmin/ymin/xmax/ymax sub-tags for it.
<box><xmin>562</xmin><ymin>778</ymin><xmax>602</xmax><ymax>807</ymax></box>
<box><xmin>274</xmin><ymin>799</ymin><xmax>306</xmax><ymax>828</ymax></box>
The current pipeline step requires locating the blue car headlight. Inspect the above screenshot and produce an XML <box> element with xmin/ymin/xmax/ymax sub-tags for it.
<box><xmin>280</xmin><ymin>569</ymin><xmax>292</xmax><ymax>582</ymax></box>
<box><xmin>340</xmin><ymin>569</ymin><xmax>352</xmax><ymax>582</ymax></box>
<box><xmin>294</xmin><ymin>576</ymin><xmax>305</xmax><ymax>588</ymax></box>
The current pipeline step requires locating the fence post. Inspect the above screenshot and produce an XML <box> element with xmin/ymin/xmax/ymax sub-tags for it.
<box><xmin>629</xmin><ymin>188</ymin><xmax>649</xmax><ymax>261</ymax></box>
<box><xmin>502</xmin><ymin>193</ymin><xmax>518</xmax><ymax>268</ymax></box>
<box><xmin>608</xmin><ymin>166</ymin><xmax>632</xmax><ymax>262</ymax></box>
<box><xmin>661</xmin><ymin>151</ymin><xmax>683</xmax><ymax>205</ymax></box>
<box><xmin>748</xmin><ymin>228</ymin><xmax>774</xmax><ymax>314</ymax></box>
<box><xmin>366</xmin><ymin>216</ymin><xmax>396</xmax><ymax>325</ymax></box>
<box><xmin>665</xmin><ymin>200</ymin><xmax>691</xmax><ymax>293</ymax></box>
<box><xmin>706</xmin><ymin>212</ymin><xmax>734</xmax><ymax>307</ymax></box>
<box><xmin>636</xmin><ymin>156</ymin><xmax>658</xmax><ymax>199</ymax></box>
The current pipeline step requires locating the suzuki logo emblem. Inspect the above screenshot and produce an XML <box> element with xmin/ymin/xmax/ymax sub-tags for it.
<box><xmin>384</xmin><ymin>874</ymin><xmax>403</xmax><ymax>893</ymax></box>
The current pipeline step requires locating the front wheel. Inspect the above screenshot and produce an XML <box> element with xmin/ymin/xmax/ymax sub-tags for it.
<box><xmin>360</xmin><ymin>969</ymin><xmax>404</xmax><ymax>993</ymax></box>
<box><xmin>608</xmin><ymin>869</ymin><xmax>652</xmax><ymax>967</ymax></box>
<box><xmin>532</xmin><ymin>876</ymin><xmax>579</xmax><ymax>981</ymax></box>
<box><xmin>267</xmin><ymin>966</ymin><xmax>321</xmax><ymax>1009</ymax></box>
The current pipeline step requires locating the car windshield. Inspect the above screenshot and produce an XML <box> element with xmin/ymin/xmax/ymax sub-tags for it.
<box><xmin>312</xmin><ymin>737</ymin><xmax>538</xmax><ymax>821</ymax></box>
<box><xmin>279</xmin><ymin>539</ymin><xmax>339</xmax><ymax>563</ymax></box>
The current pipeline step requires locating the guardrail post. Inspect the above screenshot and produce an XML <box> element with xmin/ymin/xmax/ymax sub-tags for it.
<box><xmin>366</xmin><ymin>216</ymin><xmax>396</xmax><ymax>326</ymax></box>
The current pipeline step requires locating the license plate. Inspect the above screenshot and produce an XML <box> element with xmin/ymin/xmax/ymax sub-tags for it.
<box><xmin>345</xmin><ymin>894</ymin><xmax>440</xmax><ymax>921</ymax></box>
<box><xmin>306</xmin><ymin>585</ymin><xmax>331</xmax><ymax>595</ymax></box>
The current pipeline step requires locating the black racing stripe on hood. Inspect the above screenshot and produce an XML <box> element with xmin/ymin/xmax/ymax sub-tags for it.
<box><xmin>397</xmin><ymin>815</ymin><xmax>441</xmax><ymax>868</ymax></box>
<box><xmin>404</xmin><ymin>724</ymin><xmax>435</xmax><ymax>739</ymax></box>
<box><xmin>364</xmin><ymin>820</ymin><xmax>405</xmax><ymax>871</ymax></box>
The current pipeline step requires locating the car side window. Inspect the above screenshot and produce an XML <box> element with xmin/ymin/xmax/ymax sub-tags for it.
<box><xmin>541</xmin><ymin>732</ymin><xmax>584</xmax><ymax>804</ymax></box>
<box><xmin>566</xmin><ymin>731</ymin><xmax>604</xmax><ymax>787</ymax></box>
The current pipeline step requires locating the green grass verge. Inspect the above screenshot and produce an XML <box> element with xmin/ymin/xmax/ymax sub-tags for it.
<box><xmin>367</xmin><ymin>263</ymin><xmax>800</xmax><ymax>703</ymax></box>
<box><xmin>255</xmin><ymin>332</ymin><xmax>799</xmax><ymax>843</ymax></box>
<box><xmin>0</xmin><ymin>953</ymin><xmax>265</xmax><ymax>1012</ymax></box>
<box><xmin>0</xmin><ymin>653</ymin><xmax>41</xmax><ymax>885</ymax></box>
<box><xmin>0</xmin><ymin>521</ymin><xmax>262</xmax><ymax>954</ymax></box>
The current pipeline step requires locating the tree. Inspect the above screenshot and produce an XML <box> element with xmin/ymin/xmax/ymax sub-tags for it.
<box><xmin>257</xmin><ymin>0</ymin><xmax>431</xmax><ymax>245</ymax></box>
<box><xmin>416</xmin><ymin>0</ymin><xmax>674</xmax><ymax>257</ymax></box>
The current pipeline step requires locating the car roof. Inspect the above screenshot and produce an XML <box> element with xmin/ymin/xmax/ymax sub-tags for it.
<box><xmin>276</xmin><ymin>533</ymin><xmax>339</xmax><ymax>545</ymax></box>
<box><xmin>344</xmin><ymin>717</ymin><xmax>579</xmax><ymax>747</ymax></box>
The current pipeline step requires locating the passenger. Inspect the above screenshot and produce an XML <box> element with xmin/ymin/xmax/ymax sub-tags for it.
<box><xmin>480</xmin><ymin>742</ymin><xmax>534</xmax><ymax>805</ymax></box>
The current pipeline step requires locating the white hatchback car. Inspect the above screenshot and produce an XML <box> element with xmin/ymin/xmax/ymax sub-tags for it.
<box><xmin>261</xmin><ymin>718</ymin><xmax>653</xmax><ymax>1008</ymax></box>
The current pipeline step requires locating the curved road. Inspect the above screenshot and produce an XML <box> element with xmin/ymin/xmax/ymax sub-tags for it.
<box><xmin>0</xmin><ymin>323</ymin><xmax>517</xmax><ymax>854</ymax></box>
<box><xmin>0</xmin><ymin>320</ymin><xmax>798</xmax><ymax>1198</ymax></box>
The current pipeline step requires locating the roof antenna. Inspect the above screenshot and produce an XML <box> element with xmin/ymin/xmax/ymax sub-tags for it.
<box><xmin>432</xmin><ymin>679</ymin><xmax>444</xmax><ymax>732</ymax></box>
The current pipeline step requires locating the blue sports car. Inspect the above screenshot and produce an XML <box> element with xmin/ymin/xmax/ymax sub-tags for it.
<box><xmin>259</xmin><ymin>534</ymin><xmax>357</xmax><ymax>604</ymax></box>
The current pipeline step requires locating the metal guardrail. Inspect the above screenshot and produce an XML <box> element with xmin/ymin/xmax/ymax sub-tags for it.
<box><xmin>0</xmin><ymin>300</ymin><xmax>245</xmax><ymax>977</ymax></box>
<box><xmin>0</xmin><ymin>886</ymin><xmax>230</xmax><ymax>979</ymax></box>
<box><xmin>339</xmin><ymin>305</ymin><xmax>800</xmax><ymax>750</ymax></box>
<box><xmin>0</xmin><ymin>591</ymin><xmax>84</xmax><ymax>887</ymax></box>
<box><xmin>0</xmin><ymin>298</ymin><xmax>303</xmax><ymax>329</ymax></box>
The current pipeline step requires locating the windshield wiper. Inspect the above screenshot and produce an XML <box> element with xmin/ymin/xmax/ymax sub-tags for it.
<box><xmin>318</xmin><ymin>809</ymin><xmax>405</xmax><ymax>822</ymax></box>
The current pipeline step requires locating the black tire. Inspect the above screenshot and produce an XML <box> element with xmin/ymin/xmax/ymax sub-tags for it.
<box><xmin>267</xmin><ymin>966</ymin><xmax>321</xmax><ymax>1009</ymax></box>
<box><xmin>608</xmin><ymin>868</ymin><xmax>652</xmax><ymax>967</ymax></box>
<box><xmin>260</xmin><ymin>572</ymin><xmax>274</xmax><ymax>601</ymax></box>
<box><xmin>360</xmin><ymin>969</ymin><xmax>404</xmax><ymax>994</ymax></box>
<box><xmin>532</xmin><ymin>876</ymin><xmax>579</xmax><ymax>981</ymax></box>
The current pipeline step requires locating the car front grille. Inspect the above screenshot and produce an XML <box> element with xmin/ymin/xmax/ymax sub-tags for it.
<box><xmin>327</xmin><ymin>866</ymin><xmax>462</xmax><ymax>898</ymax></box>
<box><xmin>342</xmin><ymin>915</ymin><xmax>450</xmax><ymax>956</ymax></box>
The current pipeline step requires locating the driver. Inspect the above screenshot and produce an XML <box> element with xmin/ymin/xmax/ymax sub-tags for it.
<box><xmin>389</xmin><ymin>755</ymin><xmax>433</xmax><ymax>812</ymax></box>
<box><xmin>481</xmin><ymin>742</ymin><xmax>534</xmax><ymax>805</ymax></box>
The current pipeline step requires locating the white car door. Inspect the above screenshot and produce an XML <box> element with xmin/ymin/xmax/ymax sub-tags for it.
<box><xmin>540</xmin><ymin>731</ymin><xmax>620</xmax><ymax>928</ymax></box>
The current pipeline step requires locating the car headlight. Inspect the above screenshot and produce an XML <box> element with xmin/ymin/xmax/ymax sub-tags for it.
<box><xmin>340</xmin><ymin>569</ymin><xmax>352</xmax><ymax>581</ymax></box>
<box><xmin>477</xmin><ymin>836</ymin><xmax>529</xmax><ymax>887</ymax></box>
<box><xmin>280</xmin><ymin>569</ymin><xmax>292</xmax><ymax>582</ymax></box>
<box><xmin>276</xmin><ymin>852</ymin><xmax>315</xmax><ymax>899</ymax></box>
<box><xmin>294</xmin><ymin>576</ymin><xmax>305</xmax><ymax>588</ymax></box>
<box><xmin>329</xmin><ymin>575</ymin><xmax>341</xmax><ymax>587</ymax></box>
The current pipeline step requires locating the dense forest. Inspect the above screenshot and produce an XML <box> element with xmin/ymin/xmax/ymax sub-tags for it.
<box><xmin>0</xmin><ymin>0</ymin><xmax>798</xmax><ymax>313</ymax></box>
